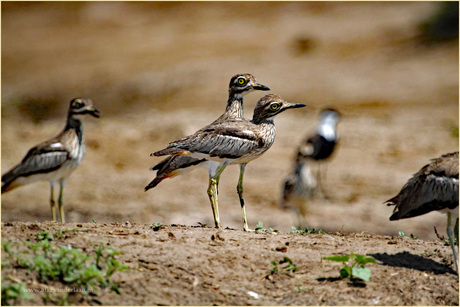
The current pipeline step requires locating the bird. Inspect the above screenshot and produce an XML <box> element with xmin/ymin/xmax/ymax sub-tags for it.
<box><xmin>145</xmin><ymin>73</ymin><xmax>269</xmax><ymax>229</ymax></box>
<box><xmin>384</xmin><ymin>151</ymin><xmax>459</xmax><ymax>273</ymax></box>
<box><xmin>297</xmin><ymin>108</ymin><xmax>341</xmax><ymax>198</ymax></box>
<box><xmin>145</xmin><ymin>73</ymin><xmax>270</xmax><ymax>191</ymax></box>
<box><xmin>2</xmin><ymin>98</ymin><xmax>101</xmax><ymax>223</ymax></box>
<box><xmin>280</xmin><ymin>150</ymin><xmax>317</xmax><ymax>228</ymax></box>
<box><xmin>152</xmin><ymin>94</ymin><xmax>306</xmax><ymax>231</ymax></box>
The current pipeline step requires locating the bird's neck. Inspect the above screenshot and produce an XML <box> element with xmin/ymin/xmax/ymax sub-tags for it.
<box><xmin>225</xmin><ymin>92</ymin><xmax>245</xmax><ymax>119</ymax></box>
<box><xmin>252</xmin><ymin>115</ymin><xmax>274</xmax><ymax>125</ymax></box>
<box><xmin>65</xmin><ymin>116</ymin><xmax>84</xmax><ymax>143</ymax></box>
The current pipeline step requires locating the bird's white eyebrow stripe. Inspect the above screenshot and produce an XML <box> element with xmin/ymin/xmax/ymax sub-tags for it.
<box><xmin>50</xmin><ymin>143</ymin><xmax>62</xmax><ymax>148</ymax></box>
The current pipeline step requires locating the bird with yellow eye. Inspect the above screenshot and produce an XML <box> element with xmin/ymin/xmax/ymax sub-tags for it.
<box><xmin>153</xmin><ymin>94</ymin><xmax>306</xmax><ymax>231</ymax></box>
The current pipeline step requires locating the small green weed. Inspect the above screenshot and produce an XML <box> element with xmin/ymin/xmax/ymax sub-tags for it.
<box><xmin>1</xmin><ymin>237</ymin><xmax>128</xmax><ymax>304</ymax></box>
<box><xmin>150</xmin><ymin>222</ymin><xmax>164</xmax><ymax>231</ymax></box>
<box><xmin>323</xmin><ymin>252</ymin><xmax>376</xmax><ymax>281</ymax></box>
<box><xmin>270</xmin><ymin>256</ymin><xmax>298</xmax><ymax>275</ymax></box>
<box><xmin>255</xmin><ymin>221</ymin><xmax>277</xmax><ymax>232</ymax></box>
<box><xmin>291</xmin><ymin>226</ymin><xmax>324</xmax><ymax>234</ymax></box>
<box><xmin>1</xmin><ymin>275</ymin><xmax>33</xmax><ymax>306</ymax></box>
<box><xmin>398</xmin><ymin>231</ymin><xmax>418</xmax><ymax>240</ymax></box>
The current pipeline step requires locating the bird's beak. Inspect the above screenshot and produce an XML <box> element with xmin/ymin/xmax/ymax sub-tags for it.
<box><xmin>252</xmin><ymin>83</ymin><xmax>270</xmax><ymax>91</ymax></box>
<box><xmin>283</xmin><ymin>102</ymin><xmax>307</xmax><ymax>110</ymax></box>
<box><xmin>88</xmin><ymin>107</ymin><xmax>101</xmax><ymax>118</ymax></box>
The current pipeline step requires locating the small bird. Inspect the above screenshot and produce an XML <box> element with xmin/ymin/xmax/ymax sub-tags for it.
<box><xmin>384</xmin><ymin>151</ymin><xmax>459</xmax><ymax>273</ymax></box>
<box><xmin>145</xmin><ymin>73</ymin><xmax>270</xmax><ymax>191</ymax></box>
<box><xmin>2</xmin><ymin>98</ymin><xmax>101</xmax><ymax>223</ymax></box>
<box><xmin>297</xmin><ymin>108</ymin><xmax>341</xmax><ymax>198</ymax></box>
<box><xmin>152</xmin><ymin>94</ymin><xmax>306</xmax><ymax>231</ymax></box>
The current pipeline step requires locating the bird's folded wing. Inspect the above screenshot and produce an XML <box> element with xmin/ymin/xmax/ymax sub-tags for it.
<box><xmin>2</xmin><ymin>143</ymin><xmax>70</xmax><ymax>181</ymax></box>
<box><xmin>389</xmin><ymin>174</ymin><xmax>459</xmax><ymax>219</ymax></box>
<box><xmin>176</xmin><ymin>126</ymin><xmax>260</xmax><ymax>159</ymax></box>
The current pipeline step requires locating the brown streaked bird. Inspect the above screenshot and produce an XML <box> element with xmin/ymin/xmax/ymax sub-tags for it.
<box><xmin>145</xmin><ymin>74</ymin><xmax>269</xmax><ymax>229</ymax></box>
<box><xmin>153</xmin><ymin>94</ymin><xmax>306</xmax><ymax>231</ymax></box>
<box><xmin>2</xmin><ymin>98</ymin><xmax>101</xmax><ymax>223</ymax></box>
<box><xmin>145</xmin><ymin>73</ymin><xmax>270</xmax><ymax>191</ymax></box>
<box><xmin>384</xmin><ymin>151</ymin><xmax>459</xmax><ymax>273</ymax></box>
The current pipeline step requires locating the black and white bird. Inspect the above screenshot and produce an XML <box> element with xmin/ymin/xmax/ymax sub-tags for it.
<box><xmin>2</xmin><ymin>98</ymin><xmax>101</xmax><ymax>223</ymax></box>
<box><xmin>297</xmin><ymin>108</ymin><xmax>341</xmax><ymax>198</ymax></box>
<box><xmin>145</xmin><ymin>73</ymin><xmax>270</xmax><ymax>192</ymax></box>
<box><xmin>385</xmin><ymin>151</ymin><xmax>459</xmax><ymax>273</ymax></box>
<box><xmin>152</xmin><ymin>94</ymin><xmax>306</xmax><ymax>231</ymax></box>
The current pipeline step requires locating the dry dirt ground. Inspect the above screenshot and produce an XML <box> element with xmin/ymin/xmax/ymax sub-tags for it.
<box><xmin>1</xmin><ymin>221</ymin><xmax>459</xmax><ymax>306</ymax></box>
<box><xmin>1</xmin><ymin>2</ymin><xmax>459</xmax><ymax>305</ymax></box>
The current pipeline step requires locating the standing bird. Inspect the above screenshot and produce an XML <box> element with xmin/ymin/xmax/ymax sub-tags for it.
<box><xmin>152</xmin><ymin>94</ymin><xmax>306</xmax><ymax>231</ymax></box>
<box><xmin>297</xmin><ymin>108</ymin><xmax>341</xmax><ymax>198</ymax></box>
<box><xmin>145</xmin><ymin>74</ymin><xmax>269</xmax><ymax>229</ymax></box>
<box><xmin>384</xmin><ymin>151</ymin><xmax>459</xmax><ymax>273</ymax></box>
<box><xmin>145</xmin><ymin>73</ymin><xmax>270</xmax><ymax>191</ymax></box>
<box><xmin>280</xmin><ymin>151</ymin><xmax>317</xmax><ymax>227</ymax></box>
<box><xmin>2</xmin><ymin>98</ymin><xmax>101</xmax><ymax>223</ymax></box>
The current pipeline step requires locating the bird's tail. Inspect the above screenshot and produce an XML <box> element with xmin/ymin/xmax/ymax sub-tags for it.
<box><xmin>144</xmin><ymin>177</ymin><xmax>163</xmax><ymax>192</ymax></box>
<box><xmin>150</xmin><ymin>148</ymin><xmax>186</xmax><ymax>157</ymax></box>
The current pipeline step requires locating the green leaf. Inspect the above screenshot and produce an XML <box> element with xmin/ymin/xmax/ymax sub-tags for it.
<box><xmin>323</xmin><ymin>255</ymin><xmax>350</xmax><ymax>263</ymax></box>
<box><xmin>339</xmin><ymin>265</ymin><xmax>351</xmax><ymax>278</ymax></box>
<box><xmin>354</xmin><ymin>254</ymin><xmax>376</xmax><ymax>266</ymax></box>
<box><xmin>352</xmin><ymin>266</ymin><xmax>371</xmax><ymax>281</ymax></box>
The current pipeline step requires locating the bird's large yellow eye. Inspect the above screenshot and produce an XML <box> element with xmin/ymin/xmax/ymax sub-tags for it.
<box><xmin>74</xmin><ymin>100</ymin><xmax>83</xmax><ymax>108</ymax></box>
<box><xmin>237</xmin><ymin>78</ymin><xmax>247</xmax><ymax>85</ymax></box>
<box><xmin>270</xmin><ymin>103</ymin><xmax>280</xmax><ymax>111</ymax></box>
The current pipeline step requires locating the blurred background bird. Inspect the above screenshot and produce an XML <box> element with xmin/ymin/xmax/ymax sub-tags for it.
<box><xmin>2</xmin><ymin>98</ymin><xmax>101</xmax><ymax>223</ymax></box>
<box><xmin>280</xmin><ymin>108</ymin><xmax>341</xmax><ymax>228</ymax></box>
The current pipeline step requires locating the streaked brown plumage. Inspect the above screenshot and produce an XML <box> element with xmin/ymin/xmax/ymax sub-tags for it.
<box><xmin>2</xmin><ymin>98</ymin><xmax>101</xmax><ymax>222</ymax></box>
<box><xmin>153</xmin><ymin>94</ymin><xmax>306</xmax><ymax>231</ymax></box>
<box><xmin>145</xmin><ymin>73</ymin><xmax>269</xmax><ymax>191</ymax></box>
<box><xmin>385</xmin><ymin>151</ymin><xmax>459</xmax><ymax>272</ymax></box>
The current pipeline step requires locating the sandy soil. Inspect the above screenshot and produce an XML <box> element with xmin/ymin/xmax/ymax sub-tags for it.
<box><xmin>1</xmin><ymin>2</ymin><xmax>459</xmax><ymax>305</ymax></box>
<box><xmin>1</xmin><ymin>221</ymin><xmax>459</xmax><ymax>306</ymax></box>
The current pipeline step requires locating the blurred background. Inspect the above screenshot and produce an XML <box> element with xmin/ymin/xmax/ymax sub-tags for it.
<box><xmin>2</xmin><ymin>2</ymin><xmax>458</xmax><ymax>240</ymax></box>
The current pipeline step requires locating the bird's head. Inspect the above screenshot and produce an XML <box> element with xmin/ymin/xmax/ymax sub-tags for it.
<box><xmin>68</xmin><ymin>98</ymin><xmax>101</xmax><ymax>119</ymax></box>
<box><xmin>252</xmin><ymin>94</ymin><xmax>306</xmax><ymax>123</ymax></box>
<box><xmin>228</xmin><ymin>73</ymin><xmax>270</xmax><ymax>97</ymax></box>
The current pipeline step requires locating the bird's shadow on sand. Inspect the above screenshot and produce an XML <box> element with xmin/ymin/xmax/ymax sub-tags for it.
<box><xmin>370</xmin><ymin>251</ymin><xmax>456</xmax><ymax>275</ymax></box>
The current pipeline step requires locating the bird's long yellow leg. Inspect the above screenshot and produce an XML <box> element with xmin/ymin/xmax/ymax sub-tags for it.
<box><xmin>49</xmin><ymin>184</ymin><xmax>57</xmax><ymax>222</ymax></box>
<box><xmin>237</xmin><ymin>163</ymin><xmax>253</xmax><ymax>232</ymax></box>
<box><xmin>58</xmin><ymin>183</ymin><xmax>65</xmax><ymax>223</ymax></box>
<box><xmin>447</xmin><ymin>212</ymin><xmax>458</xmax><ymax>273</ymax></box>
<box><xmin>207</xmin><ymin>162</ymin><xmax>228</xmax><ymax>229</ymax></box>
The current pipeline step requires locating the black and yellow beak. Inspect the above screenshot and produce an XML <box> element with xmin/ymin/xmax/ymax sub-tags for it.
<box><xmin>282</xmin><ymin>102</ymin><xmax>306</xmax><ymax>110</ymax></box>
<box><xmin>252</xmin><ymin>83</ymin><xmax>270</xmax><ymax>91</ymax></box>
<box><xmin>88</xmin><ymin>107</ymin><xmax>101</xmax><ymax>118</ymax></box>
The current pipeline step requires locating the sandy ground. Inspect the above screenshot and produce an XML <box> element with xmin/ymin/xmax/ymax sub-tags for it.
<box><xmin>1</xmin><ymin>221</ymin><xmax>459</xmax><ymax>306</ymax></box>
<box><xmin>1</xmin><ymin>2</ymin><xmax>459</xmax><ymax>305</ymax></box>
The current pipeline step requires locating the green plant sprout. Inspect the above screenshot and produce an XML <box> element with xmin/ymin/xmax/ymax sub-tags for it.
<box><xmin>271</xmin><ymin>256</ymin><xmax>298</xmax><ymax>274</ymax></box>
<box><xmin>323</xmin><ymin>252</ymin><xmax>376</xmax><ymax>281</ymax></box>
<box><xmin>150</xmin><ymin>222</ymin><xmax>164</xmax><ymax>231</ymax></box>
<box><xmin>291</xmin><ymin>226</ymin><xmax>324</xmax><ymax>234</ymax></box>
<box><xmin>398</xmin><ymin>231</ymin><xmax>418</xmax><ymax>240</ymax></box>
<box><xmin>255</xmin><ymin>221</ymin><xmax>277</xmax><ymax>232</ymax></box>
